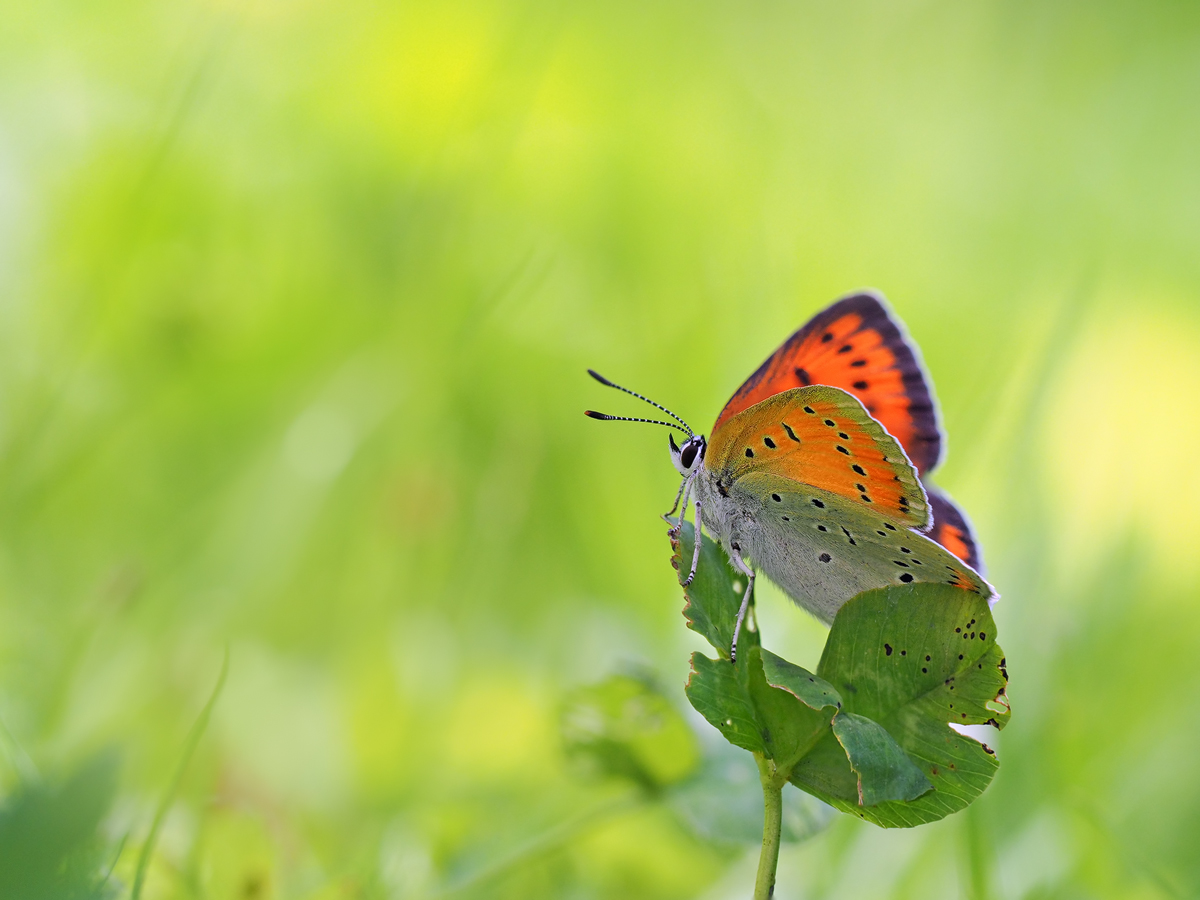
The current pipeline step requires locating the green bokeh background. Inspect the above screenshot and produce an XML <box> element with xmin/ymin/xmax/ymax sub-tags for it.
<box><xmin>2</xmin><ymin>1</ymin><xmax>1199</xmax><ymax>897</ymax></box>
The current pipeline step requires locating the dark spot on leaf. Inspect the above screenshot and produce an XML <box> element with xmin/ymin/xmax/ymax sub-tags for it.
<box><xmin>956</xmin><ymin>628</ymin><xmax>961</xmax><ymax>633</ymax></box>
<box><xmin>819</xmin><ymin>552</ymin><xmax>831</xmax><ymax>563</ymax></box>
<box><xmin>901</xmin><ymin>650</ymin><xmax>907</xmax><ymax>656</ymax></box>
<box><xmin>958</xmin><ymin>654</ymin><xmax>964</xmax><ymax>660</ymax></box>
<box><xmin>922</xmin><ymin>667</ymin><xmax>927</xmax><ymax>673</ymax></box>
<box><xmin>980</xmin><ymin>632</ymin><xmax>986</xmax><ymax>640</ymax></box>
<box><xmin>925</xmin><ymin>655</ymin><xmax>931</xmax><ymax>661</ymax></box>
<box><xmin>885</xmin><ymin>643</ymin><xmax>893</xmax><ymax>656</ymax></box>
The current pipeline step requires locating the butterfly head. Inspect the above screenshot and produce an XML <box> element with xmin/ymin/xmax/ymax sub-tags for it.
<box><xmin>669</xmin><ymin>432</ymin><xmax>706</xmax><ymax>476</ymax></box>
<box><xmin>585</xmin><ymin>370</ymin><xmax>701</xmax><ymax>474</ymax></box>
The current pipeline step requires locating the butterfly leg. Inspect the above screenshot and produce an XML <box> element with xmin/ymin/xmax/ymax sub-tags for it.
<box><xmin>727</xmin><ymin>542</ymin><xmax>755</xmax><ymax>664</ymax></box>
<box><xmin>665</xmin><ymin>474</ymin><xmax>693</xmax><ymax>537</ymax></box>
<box><xmin>682</xmin><ymin>497</ymin><xmax>702</xmax><ymax>587</ymax></box>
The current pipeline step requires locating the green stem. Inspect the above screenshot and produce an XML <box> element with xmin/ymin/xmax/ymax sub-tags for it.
<box><xmin>131</xmin><ymin>648</ymin><xmax>229</xmax><ymax>900</ymax></box>
<box><xmin>754</xmin><ymin>753</ymin><xmax>784</xmax><ymax>900</ymax></box>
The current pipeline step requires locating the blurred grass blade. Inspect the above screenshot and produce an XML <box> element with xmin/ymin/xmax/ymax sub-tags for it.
<box><xmin>131</xmin><ymin>648</ymin><xmax>229</xmax><ymax>900</ymax></box>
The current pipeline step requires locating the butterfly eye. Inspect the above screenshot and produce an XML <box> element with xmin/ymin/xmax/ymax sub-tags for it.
<box><xmin>680</xmin><ymin>443</ymin><xmax>699</xmax><ymax>469</ymax></box>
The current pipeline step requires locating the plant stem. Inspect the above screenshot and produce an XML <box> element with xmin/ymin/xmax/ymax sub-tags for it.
<box><xmin>132</xmin><ymin>648</ymin><xmax>229</xmax><ymax>900</ymax></box>
<box><xmin>754</xmin><ymin>753</ymin><xmax>784</xmax><ymax>900</ymax></box>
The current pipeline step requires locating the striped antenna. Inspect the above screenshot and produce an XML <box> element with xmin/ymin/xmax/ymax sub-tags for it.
<box><xmin>584</xmin><ymin>410</ymin><xmax>691</xmax><ymax>435</ymax></box>
<box><xmin>586</xmin><ymin>370</ymin><xmax>693</xmax><ymax>435</ymax></box>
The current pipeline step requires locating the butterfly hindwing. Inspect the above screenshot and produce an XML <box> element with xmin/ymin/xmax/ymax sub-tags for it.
<box><xmin>926</xmin><ymin>484</ymin><xmax>985</xmax><ymax>573</ymax></box>
<box><xmin>712</xmin><ymin>291</ymin><xmax>943</xmax><ymax>474</ymax></box>
<box><xmin>706</xmin><ymin>385</ymin><xmax>930</xmax><ymax>530</ymax></box>
<box><xmin>727</xmin><ymin>472</ymin><xmax>995</xmax><ymax>624</ymax></box>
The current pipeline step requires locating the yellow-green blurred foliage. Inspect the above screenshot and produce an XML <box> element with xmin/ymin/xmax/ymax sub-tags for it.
<box><xmin>1</xmin><ymin>0</ymin><xmax>1199</xmax><ymax>897</ymax></box>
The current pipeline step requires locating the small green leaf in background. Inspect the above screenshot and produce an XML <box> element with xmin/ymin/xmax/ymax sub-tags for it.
<box><xmin>668</xmin><ymin>743</ymin><xmax>833</xmax><ymax>846</ymax></box>
<box><xmin>560</xmin><ymin>672</ymin><xmax>700</xmax><ymax>791</ymax></box>
<box><xmin>0</xmin><ymin>751</ymin><xmax>121</xmax><ymax>900</ymax></box>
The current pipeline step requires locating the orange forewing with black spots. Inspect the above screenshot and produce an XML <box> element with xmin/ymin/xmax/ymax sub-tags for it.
<box><xmin>712</xmin><ymin>293</ymin><xmax>943</xmax><ymax>474</ymax></box>
<box><xmin>706</xmin><ymin>385</ymin><xmax>929</xmax><ymax>530</ymax></box>
<box><xmin>927</xmin><ymin>486</ymin><xmax>984</xmax><ymax>573</ymax></box>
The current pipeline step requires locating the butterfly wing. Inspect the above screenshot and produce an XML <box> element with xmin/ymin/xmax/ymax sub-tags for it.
<box><xmin>926</xmin><ymin>485</ymin><xmax>985</xmax><ymax>573</ymax></box>
<box><xmin>723</xmin><ymin>471</ymin><xmax>994</xmax><ymax>624</ymax></box>
<box><xmin>705</xmin><ymin>385</ymin><xmax>930</xmax><ymax>530</ymax></box>
<box><xmin>712</xmin><ymin>291</ymin><xmax>943</xmax><ymax>474</ymax></box>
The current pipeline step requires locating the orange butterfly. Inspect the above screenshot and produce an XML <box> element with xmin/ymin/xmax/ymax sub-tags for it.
<box><xmin>588</xmin><ymin>291</ymin><xmax>993</xmax><ymax>660</ymax></box>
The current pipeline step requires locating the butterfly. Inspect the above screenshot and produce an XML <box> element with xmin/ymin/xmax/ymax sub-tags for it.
<box><xmin>587</xmin><ymin>290</ymin><xmax>994</xmax><ymax>662</ymax></box>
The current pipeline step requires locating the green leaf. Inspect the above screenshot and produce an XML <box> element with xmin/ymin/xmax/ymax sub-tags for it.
<box><xmin>672</xmin><ymin>520</ymin><xmax>759</xmax><ymax>658</ymax></box>
<box><xmin>668</xmin><ymin>743</ymin><xmax>834</xmax><ymax>846</ymax></box>
<box><xmin>685</xmin><ymin>650</ymin><xmax>767</xmax><ymax>756</ymax></box>
<box><xmin>760</xmin><ymin>650</ymin><xmax>842</xmax><ymax>712</ymax></box>
<box><xmin>0</xmin><ymin>751</ymin><xmax>120</xmax><ymax>900</ymax></box>
<box><xmin>560</xmin><ymin>673</ymin><xmax>700</xmax><ymax>791</ymax></box>
<box><xmin>790</xmin><ymin>583</ymin><xmax>1010</xmax><ymax>827</ymax></box>
<box><xmin>686</xmin><ymin>647</ymin><xmax>835</xmax><ymax>770</ymax></box>
<box><xmin>678</xmin><ymin>525</ymin><xmax>836</xmax><ymax>774</ymax></box>
<box><xmin>831</xmin><ymin>712</ymin><xmax>932</xmax><ymax>806</ymax></box>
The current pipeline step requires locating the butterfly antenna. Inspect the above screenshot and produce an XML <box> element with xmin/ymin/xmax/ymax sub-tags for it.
<box><xmin>584</xmin><ymin>410</ymin><xmax>692</xmax><ymax>435</ymax></box>
<box><xmin>586</xmin><ymin>369</ymin><xmax>693</xmax><ymax>436</ymax></box>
